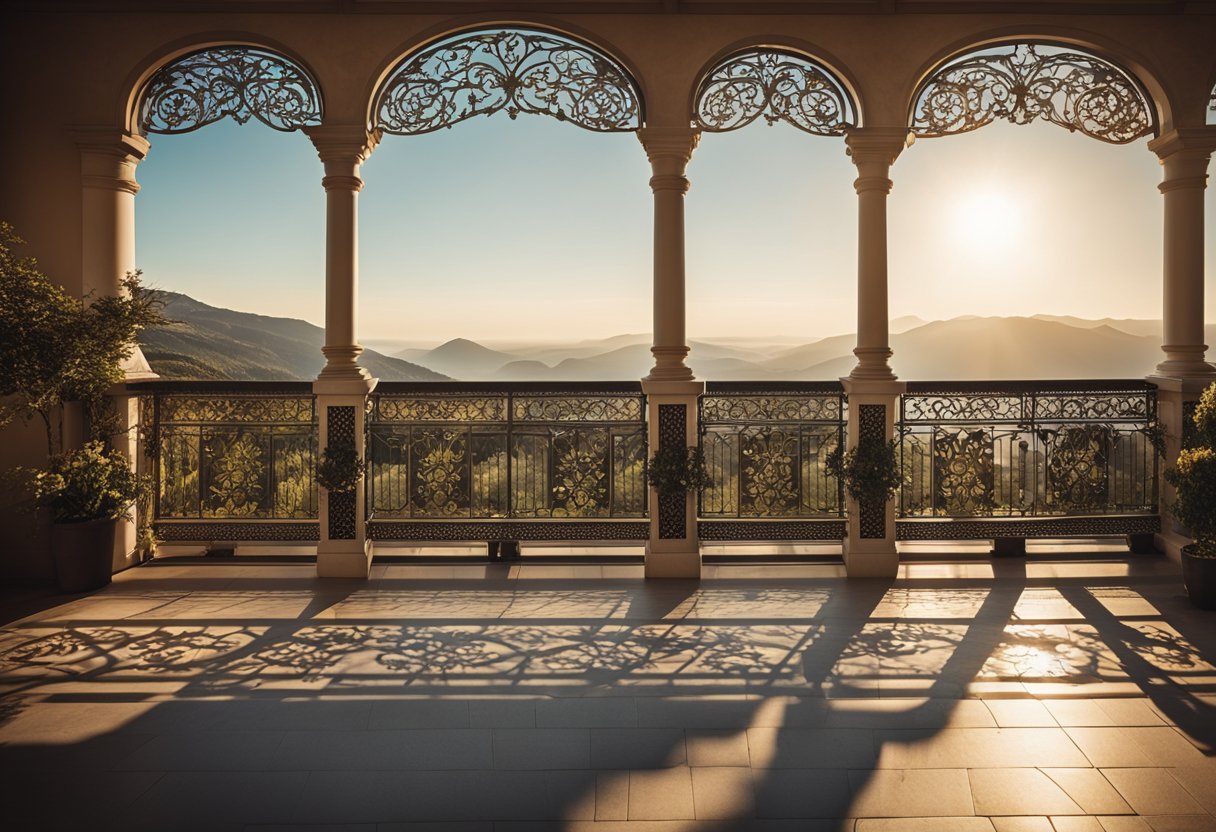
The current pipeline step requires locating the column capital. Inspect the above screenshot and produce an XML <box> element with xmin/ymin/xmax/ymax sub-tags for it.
<box><xmin>304</xmin><ymin>125</ymin><xmax>380</xmax><ymax>166</ymax></box>
<box><xmin>71</xmin><ymin>127</ymin><xmax>150</xmax><ymax>162</ymax></box>
<box><xmin>1148</xmin><ymin>128</ymin><xmax>1216</xmax><ymax>162</ymax></box>
<box><xmin>637</xmin><ymin>127</ymin><xmax>700</xmax><ymax>166</ymax></box>
<box><xmin>844</xmin><ymin>127</ymin><xmax>910</xmax><ymax>166</ymax></box>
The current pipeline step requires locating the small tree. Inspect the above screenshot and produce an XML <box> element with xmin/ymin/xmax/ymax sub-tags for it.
<box><xmin>0</xmin><ymin>223</ymin><xmax>166</xmax><ymax>453</ymax></box>
<box><xmin>1165</xmin><ymin>382</ymin><xmax>1216</xmax><ymax>557</ymax></box>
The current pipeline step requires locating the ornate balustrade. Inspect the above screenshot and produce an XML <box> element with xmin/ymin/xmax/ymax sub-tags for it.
<box><xmin>698</xmin><ymin>382</ymin><xmax>846</xmax><ymax>541</ymax></box>
<box><xmin>897</xmin><ymin>380</ymin><xmax>1161</xmax><ymax>540</ymax></box>
<box><xmin>136</xmin><ymin>382</ymin><xmax>320</xmax><ymax>542</ymax></box>
<box><xmin>366</xmin><ymin>382</ymin><xmax>649</xmax><ymax>541</ymax></box>
<box><xmin>132</xmin><ymin>379</ymin><xmax>1162</xmax><ymax>548</ymax></box>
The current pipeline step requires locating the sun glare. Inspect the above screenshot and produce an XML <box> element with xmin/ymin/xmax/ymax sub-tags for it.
<box><xmin>951</xmin><ymin>188</ymin><xmax>1024</xmax><ymax>251</ymax></box>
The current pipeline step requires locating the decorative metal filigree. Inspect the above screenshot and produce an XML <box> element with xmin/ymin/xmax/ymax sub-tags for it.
<box><xmin>912</xmin><ymin>43</ymin><xmax>1153</xmax><ymax>144</ymax></box>
<box><xmin>858</xmin><ymin>405</ymin><xmax>888</xmax><ymax>539</ymax></box>
<box><xmin>377</xmin><ymin>397</ymin><xmax>505</xmax><ymax>423</ymax></box>
<box><xmin>160</xmin><ymin>396</ymin><xmax>314</xmax><ymax>424</ymax></box>
<box><xmin>695</xmin><ymin>49</ymin><xmax>855</xmax><ymax>134</ymax></box>
<box><xmin>903</xmin><ymin>395</ymin><xmax>1023</xmax><ymax>424</ymax></box>
<box><xmin>139</xmin><ymin>47</ymin><xmax>322</xmax><ymax>134</ymax></box>
<box><xmin>657</xmin><ymin>405</ymin><xmax>688</xmax><ymax>539</ymax></box>
<box><xmin>933</xmin><ymin>428</ymin><xmax>995</xmax><ymax>516</ymax></box>
<box><xmin>375</xmin><ymin>29</ymin><xmax>642</xmax><ymax>134</ymax></box>
<box><xmin>550</xmin><ymin>429</ymin><xmax>610</xmax><ymax>517</ymax></box>
<box><xmin>411</xmin><ymin>428</ymin><xmax>469</xmax><ymax>517</ymax></box>
<box><xmin>514</xmin><ymin>396</ymin><xmax>642</xmax><ymax>422</ymax></box>
<box><xmin>740</xmin><ymin>429</ymin><xmax>800</xmax><ymax>516</ymax></box>
<box><xmin>702</xmin><ymin>395</ymin><xmax>842</xmax><ymax>423</ymax></box>
<box><xmin>1046</xmin><ymin>425</ymin><xmax>1111</xmax><ymax>511</ymax></box>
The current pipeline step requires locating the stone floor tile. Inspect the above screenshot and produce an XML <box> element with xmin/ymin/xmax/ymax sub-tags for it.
<box><xmin>687</xmin><ymin>730</ymin><xmax>751</xmax><ymax>767</ymax></box>
<box><xmin>629</xmin><ymin>767</ymin><xmax>695</xmax><ymax>820</ymax></box>
<box><xmin>985</xmin><ymin>700</ymin><xmax>1059</xmax><ymax>727</ymax></box>
<box><xmin>991</xmin><ymin>818</ymin><xmax>1055</xmax><ymax>832</ymax></box>
<box><xmin>399</xmin><ymin>729</ymin><xmax>495</xmax><ymax>770</ymax></box>
<box><xmin>1041</xmin><ymin>768</ymin><xmax>1133</xmax><ymax>814</ymax></box>
<box><xmin>968</xmin><ymin>768</ymin><xmax>1083</xmax><ymax>816</ymax></box>
<box><xmin>1122</xmin><ymin>727</ymin><xmax>1213</xmax><ymax>766</ymax></box>
<box><xmin>1065</xmin><ymin>728</ymin><xmax>1155</xmax><ymax>767</ymax></box>
<box><xmin>751</xmin><ymin>769</ymin><xmax>853</xmax><ymax>818</ymax></box>
<box><xmin>691</xmin><ymin>766</ymin><xmax>756</xmax><ymax>819</ymax></box>
<box><xmin>467</xmin><ymin>699</ymin><xmax>535</xmax><ymax>728</ymax></box>
<box><xmin>1096</xmin><ymin>700</ymin><xmax>1166</xmax><ymax>727</ymax></box>
<box><xmin>3</xmin><ymin>769</ymin><xmax>165</xmax><ymax>823</ymax></box>
<box><xmin>595</xmin><ymin>771</ymin><xmax>629</xmax><ymax>821</ymax></box>
<box><xmin>1097</xmin><ymin>817</ymin><xmax>1154</xmax><ymax>832</ymax></box>
<box><xmin>1044</xmin><ymin>701</ymin><xmax>1116</xmax><ymax>727</ymax></box>
<box><xmin>590</xmin><ymin>728</ymin><xmax>686</xmax><ymax>769</ymax></box>
<box><xmin>877</xmin><ymin>729</ymin><xmax>1090</xmax><ymax>769</ymax></box>
<box><xmin>747</xmin><ymin>728</ymin><xmax>876</xmax><ymax>769</ymax></box>
<box><xmin>1167</xmin><ymin>766</ymin><xmax>1216</xmax><ymax>814</ymax></box>
<box><xmin>481</xmin><ymin>770</ymin><xmax>598</xmax><ymax>820</ymax></box>
<box><xmin>913</xmin><ymin>699</ymin><xmax>1000</xmax><ymax>729</ymax></box>
<box><xmin>128</xmin><ymin>771</ymin><xmax>307</xmax><ymax>825</ymax></box>
<box><xmin>1099</xmin><ymin>768</ymin><xmax>1206</xmax><ymax>815</ymax></box>
<box><xmin>536</xmin><ymin>697</ymin><xmax>637</xmax><ymax>728</ymax></box>
<box><xmin>1141</xmin><ymin>819</ymin><xmax>1216</xmax><ymax>832</ymax></box>
<box><xmin>853</xmin><ymin>819</ymin><xmax>994</xmax><ymax>832</ymax></box>
<box><xmin>1050</xmin><ymin>818</ymin><xmax>1105</xmax><ymax>832</ymax></box>
<box><xmin>368</xmin><ymin>701</ymin><xmax>469</xmax><ymax>730</ymax></box>
<box><xmin>848</xmin><ymin>769</ymin><xmax>974</xmax><ymax>817</ymax></box>
<box><xmin>636</xmin><ymin>698</ymin><xmax>758</xmax><ymax>729</ymax></box>
<box><xmin>491</xmin><ymin>728</ymin><xmax>590</xmax><ymax>770</ymax></box>
<box><xmin>375</xmin><ymin>824</ymin><xmax>492</xmax><ymax>831</ymax></box>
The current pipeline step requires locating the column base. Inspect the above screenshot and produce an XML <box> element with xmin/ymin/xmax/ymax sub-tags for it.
<box><xmin>317</xmin><ymin>540</ymin><xmax>373</xmax><ymax>578</ymax></box>
<box><xmin>643</xmin><ymin>544</ymin><xmax>701</xmax><ymax>578</ymax></box>
<box><xmin>842</xmin><ymin>537</ymin><xmax>899</xmax><ymax>577</ymax></box>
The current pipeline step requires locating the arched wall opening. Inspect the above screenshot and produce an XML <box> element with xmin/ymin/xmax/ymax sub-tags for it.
<box><xmin>686</xmin><ymin>46</ymin><xmax>860</xmax><ymax>376</ymax></box>
<box><xmin>889</xmin><ymin>40</ymin><xmax>1164</xmax><ymax>380</ymax></box>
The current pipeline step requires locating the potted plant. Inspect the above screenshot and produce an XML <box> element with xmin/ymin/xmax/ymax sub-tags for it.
<box><xmin>646</xmin><ymin>443</ymin><xmax>714</xmax><ymax>498</ymax></box>
<box><xmin>826</xmin><ymin>435</ymin><xmax>904</xmax><ymax>521</ymax></box>
<box><xmin>1164</xmin><ymin>381</ymin><xmax>1216</xmax><ymax>609</ymax></box>
<box><xmin>19</xmin><ymin>441</ymin><xmax>147</xmax><ymax>591</ymax></box>
<box><xmin>314</xmin><ymin>439</ymin><xmax>365</xmax><ymax>494</ymax></box>
<box><xmin>1</xmin><ymin>223</ymin><xmax>166</xmax><ymax>587</ymax></box>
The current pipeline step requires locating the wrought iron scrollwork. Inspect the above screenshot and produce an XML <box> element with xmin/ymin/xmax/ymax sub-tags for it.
<box><xmin>139</xmin><ymin>47</ymin><xmax>322</xmax><ymax>134</ymax></box>
<box><xmin>695</xmin><ymin>49</ymin><xmax>856</xmax><ymax>135</ymax></box>
<box><xmin>912</xmin><ymin>43</ymin><xmax>1152</xmax><ymax>144</ymax></box>
<box><xmin>375</xmin><ymin>29</ymin><xmax>642</xmax><ymax>134</ymax></box>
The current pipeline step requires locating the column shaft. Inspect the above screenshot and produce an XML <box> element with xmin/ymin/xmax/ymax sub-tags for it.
<box><xmin>638</xmin><ymin>127</ymin><xmax>699</xmax><ymax>382</ymax></box>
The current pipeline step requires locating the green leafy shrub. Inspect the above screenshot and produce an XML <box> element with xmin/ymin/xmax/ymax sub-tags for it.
<box><xmin>647</xmin><ymin>444</ymin><xmax>713</xmax><ymax>497</ymax></box>
<box><xmin>827</xmin><ymin>437</ymin><xmax>904</xmax><ymax>506</ymax></box>
<box><xmin>20</xmin><ymin>441</ymin><xmax>146</xmax><ymax>523</ymax></box>
<box><xmin>1165</xmin><ymin>382</ymin><xmax>1216</xmax><ymax>557</ymax></box>
<box><xmin>315</xmin><ymin>441</ymin><xmax>365</xmax><ymax>494</ymax></box>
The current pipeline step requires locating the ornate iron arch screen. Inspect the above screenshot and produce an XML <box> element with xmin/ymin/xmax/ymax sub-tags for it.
<box><xmin>139</xmin><ymin>47</ymin><xmax>322</xmax><ymax>134</ymax></box>
<box><xmin>374</xmin><ymin>29</ymin><xmax>643</xmax><ymax>135</ymax></box>
<box><xmin>911</xmin><ymin>43</ymin><xmax>1153</xmax><ymax>144</ymax></box>
<box><xmin>694</xmin><ymin>49</ymin><xmax>857</xmax><ymax>135</ymax></box>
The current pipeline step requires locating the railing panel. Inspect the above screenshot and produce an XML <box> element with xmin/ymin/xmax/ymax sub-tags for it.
<box><xmin>368</xmin><ymin>385</ymin><xmax>648</xmax><ymax>522</ymax></box>
<box><xmin>699</xmin><ymin>383</ymin><xmax>845</xmax><ymax>520</ymax></box>
<box><xmin>899</xmin><ymin>381</ymin><xmax>1158</xmax><ymax>520</ymax></box>
<box><xmin>142</xmin><ymin>385</ymin><xmax>318</xmax><ymax>523</ymax></box>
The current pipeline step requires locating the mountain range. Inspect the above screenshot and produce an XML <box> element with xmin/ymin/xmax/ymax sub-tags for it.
<box><xmin>136</xmin><ymin>292</ymin><xmax>1215</xmax><ymax>383</ymax></box>
<box><xmin>137</xmin><ymin>292</ymin><xmax>447</xmax><ymax>381</ymax></box>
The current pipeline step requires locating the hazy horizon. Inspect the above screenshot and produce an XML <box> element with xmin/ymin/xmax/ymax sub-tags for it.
<box><xmin>134</xmin><ymin>114</ymin><xmax>1215</xmax><ymax>341</ymax></box>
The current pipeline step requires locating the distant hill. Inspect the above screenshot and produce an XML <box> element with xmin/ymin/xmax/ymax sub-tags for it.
<box><xmin>390</xmin><ymin>315</ymin><xmax>1212</xmax><ymax>381</ymax></box>
<box><xmin>139</xmin><ymin>292</ymin><xmax>448</xmax><ymax>381</ymax></box>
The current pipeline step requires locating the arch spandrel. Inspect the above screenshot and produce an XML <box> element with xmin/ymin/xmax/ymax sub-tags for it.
<box><xmin>372</xmin><ymin>27</ymin><xmax>644</xmax><ymax>135</ymax></box>
<box><xmin>134</xmin><ymin>45</ymin><xmax>323</xmax><ymax>135</ymax></box>
<box><xmin>693</xmin><ymin>47</ymin><xmax>858</xmax><ymax>136</ymax></box>
<box><xmin>910</xmin><ymin>42</ymin><xmax>1154</xmax><ymax>144</ymax></box>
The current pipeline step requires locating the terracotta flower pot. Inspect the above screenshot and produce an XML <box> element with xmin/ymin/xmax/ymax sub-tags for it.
<box><xmin>1181</xmin><ymin>544</ymin><xmax>1216</xmax><ymax>610</ymax></box>
<box><xmin>51</xmin><ymin>518</ymin><xmax>116</xmax><ymax>593</ymax></box>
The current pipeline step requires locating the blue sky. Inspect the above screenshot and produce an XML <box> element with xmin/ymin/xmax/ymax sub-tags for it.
<box><xmin>134</xmin><ymin>113</ymin><xmax>1214</xmax><ymax>344</ymax></box>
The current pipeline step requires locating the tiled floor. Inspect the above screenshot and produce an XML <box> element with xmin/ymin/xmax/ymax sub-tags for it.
<box><xmin>1</xmin><ymin>552</ymin><xmax>1214</xmax><ymax>831</ymax></box>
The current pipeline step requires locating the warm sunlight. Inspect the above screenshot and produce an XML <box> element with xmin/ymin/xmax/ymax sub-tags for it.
<box><xmin>951</xmin><ymin>187</ymin><xmax>1025</xmax><ymax>252</ymax></box>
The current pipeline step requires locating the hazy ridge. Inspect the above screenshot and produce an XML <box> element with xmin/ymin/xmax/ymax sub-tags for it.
<box><xmin>138</xmin><ymin>293</ymin><xmax>1215</xmax><ymax>382</ymax></box>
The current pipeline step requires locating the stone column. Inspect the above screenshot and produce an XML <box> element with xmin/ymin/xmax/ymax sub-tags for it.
<box><xmin>841</xmin><ymin>128</ymin><xmax>909</xmax><ymax>577</ymax></box>
<box><xmin>74</xmin><ymin>128</ymin><xmax>158</xmax><ymax>571</ymax></box>
<box><xmin>637</xmin><ymin>127</ymin><xmax>703</xmax><ymax>577</ymax></box>
<box><xmin>1146</xmin><ymin>128</ymin><xmax>1216</xmax><ymax>562</ymax></box>
<box><xmin>305</xmin><ymin>126</ymin><xmax>380</xmax><ymax>578</ymax></box>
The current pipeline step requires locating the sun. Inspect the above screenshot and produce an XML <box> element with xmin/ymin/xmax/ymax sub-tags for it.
<box><xmin>951</xmin><ymin>188</ymin><xmax>1025</xmax><ymax>251</ymax></box>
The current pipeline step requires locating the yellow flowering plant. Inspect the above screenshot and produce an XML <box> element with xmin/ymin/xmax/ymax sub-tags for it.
<box><xmin>20</xmin><ymin>441</ymin><xmax>146</xmax><ymax>524</ymax></box>
<box><xmin>1165</xmin><ymin>383</ymin><xmax>1216</xmax><ymax>558</ymax></box>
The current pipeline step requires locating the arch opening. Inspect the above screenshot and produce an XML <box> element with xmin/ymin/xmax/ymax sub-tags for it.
<box><xmin>1208</xmin><ymin>81</ymin><xmax>1216</xmax><ymax>125</ymax></box>
<box><xmin>911</xmin><ymin>42</ymin><xmax>1153</xmax><ymax>144</ymax></box>
<box><xmin>373</xmin><ymin>28</ymin><xmax>643</xmax><ymax>135</ymax></box>
<box><xmin>694</xmin><ymin>48</ymin><xmax>857</xmax><ymax>136</ymax></box>
<box><xmin>137</xmin><ymin>46</ymin><xmax>323</xmax><ymax>135</ymax></box>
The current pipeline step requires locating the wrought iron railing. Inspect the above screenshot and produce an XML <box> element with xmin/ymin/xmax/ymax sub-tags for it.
<box><xmin>136</xmin><ymin>382</ymin><xmax>319</xmax><ymax>541</ymax></box>
<box><xmin>366</xmin><ymin>383</ymin><xmax>648</xmax><ymax>539</ymax></box>
<box><xmin>898</xmin><ymin>381</ymin><xmax>1159</xmax><ymax>528</ymax></box>
<box><xmin>698</xmin><ymin>382</ymin><xmax>845</xmax><ymax>540</ymax></box>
